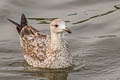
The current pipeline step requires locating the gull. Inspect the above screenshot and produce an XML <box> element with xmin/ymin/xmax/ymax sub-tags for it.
<box><xmin>8</xmin><ymin>14</ymin><xmax>73</xmax><ymax>69</ymax></box>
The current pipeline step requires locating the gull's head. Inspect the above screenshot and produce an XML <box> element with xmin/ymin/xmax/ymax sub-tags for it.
<box><xmin>50</xmin><ymin>19</ymin><xmax>71</xmax><ymax>34</ymax></box>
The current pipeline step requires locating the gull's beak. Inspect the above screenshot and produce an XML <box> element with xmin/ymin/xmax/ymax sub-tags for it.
<box><xmin>63</xmin><ymin>27</ymin><xmax>72</xmax><ymax>33</ymax></box>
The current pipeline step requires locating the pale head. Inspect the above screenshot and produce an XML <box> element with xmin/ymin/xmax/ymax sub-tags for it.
<box><xmin>50</xmin><ymin>19</ymin><xmax>71</xmax><ymax>34</ymax></box>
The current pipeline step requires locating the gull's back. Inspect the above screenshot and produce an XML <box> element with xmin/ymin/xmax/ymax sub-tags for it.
<box><xmin>20</xmin><ymin>26</ymin><xmax>50</xmax><ymax>67</ymax></box>
<box><xmin>8</xmin><ymin>14</ymin><xmax>51</xmax><ymax>68</ymax></box>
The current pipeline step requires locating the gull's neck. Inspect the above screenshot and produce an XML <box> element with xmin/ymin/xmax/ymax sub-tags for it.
<box><xmin>50</xmin><ymin>31</ymin><xmax>64</xmax><ymax>48</ymax></box>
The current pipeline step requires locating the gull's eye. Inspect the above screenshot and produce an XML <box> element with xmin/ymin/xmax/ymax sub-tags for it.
<box><xmin>54</xmin><ymin>25</ymin><xmax>58</xmax><ymax>27</ymax></box>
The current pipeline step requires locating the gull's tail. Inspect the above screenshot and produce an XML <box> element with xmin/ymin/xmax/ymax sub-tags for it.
<box><xmin>8</xmin><ymin>13</ymin><xmax>28</xmax><ymax>34</ymax></box>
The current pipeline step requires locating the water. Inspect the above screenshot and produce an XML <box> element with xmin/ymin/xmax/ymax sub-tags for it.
<box><xmin>1</xmin><ymin>0</ymin><xmax>120</xmax><ymax>80</ymax></box>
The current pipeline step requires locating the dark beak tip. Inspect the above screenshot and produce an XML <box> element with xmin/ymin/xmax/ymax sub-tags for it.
<box><xmin>64</xmin><ymin>29</ymin><xmax>72</xmax><ymax>34</ymax></box>
<box><xmin>67</xmin><ymin>28</ymin><xmax>72</xmax><ymax>34</ymax></box>
<box><xmin>68</xmin><ymin>31</ymin><xmax>72</xmax><ymax>34</ymax></box>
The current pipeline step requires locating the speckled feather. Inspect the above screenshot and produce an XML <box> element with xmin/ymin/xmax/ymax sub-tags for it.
<box><xmin>8</xmin><ymin>14</ymin><xmax>73</xmax><ymax>69</ymax></box>
<box><xmin>20</xmin><ymin>26</ymin><xmax>72</xmax><ymax>68</ymax></box>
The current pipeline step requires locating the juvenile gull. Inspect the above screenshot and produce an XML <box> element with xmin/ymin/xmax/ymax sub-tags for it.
<box><xmin>8</xmin><ymin>14</ymin><xmax>73</xmax><ymax>69</ymax></box>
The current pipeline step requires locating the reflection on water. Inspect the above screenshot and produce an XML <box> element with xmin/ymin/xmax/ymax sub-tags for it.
<box><xmin>31</xmin><ymin>72</ymin><xmax>68</xmax><ymax>80</ymax></box>
<box><xmin>23</xmin><ymin>67</ymin><xmax>69</xmax><ymax>80</ymax></box>
<box><xmin>9</xmin><ymin>61</ymin><xmax>72</xmax><ymax>80</ymax></box>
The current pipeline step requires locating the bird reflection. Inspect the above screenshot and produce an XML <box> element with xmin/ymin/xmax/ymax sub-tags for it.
<box><xmin>23</xmin><ymin>61</ymin><xmax>72</xmax><ymax>80</ymax></box>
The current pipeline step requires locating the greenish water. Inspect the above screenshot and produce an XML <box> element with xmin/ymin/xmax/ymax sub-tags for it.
<box><xmin>28</xmin><ymin>5</ymin><xmax>120</xmax><ymax>25</ymax></box>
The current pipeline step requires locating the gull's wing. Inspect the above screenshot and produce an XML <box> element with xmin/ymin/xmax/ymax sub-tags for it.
<box><xmin>20</xmin><ymin>26</ymin><xmax>50</xmax><ymax>62</ymax></box>
<box><xmin>8</xmin><ymin>14</ymin><xmax>49</xmax><ymax>62</ymax></box>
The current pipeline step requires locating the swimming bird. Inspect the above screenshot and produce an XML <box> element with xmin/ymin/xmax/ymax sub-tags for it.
<box><xmin>8</xmin><ymin>14</ymin><xmax>73</xmax><ymax>69</ymax></box>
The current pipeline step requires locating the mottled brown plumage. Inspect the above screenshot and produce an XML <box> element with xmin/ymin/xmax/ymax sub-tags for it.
<box><xmin>8</xmin><ymin>14</ymin><xmax>73</xmax><ymax>69</ymax></box>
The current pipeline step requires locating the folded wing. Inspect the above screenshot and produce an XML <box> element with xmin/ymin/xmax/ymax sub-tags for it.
<box><xmin>20</xmin><ymin>26</ymin><xmax>49</xmax><ymax>62</ymax></box>
<box><xmin>8</xmin><ymin>14</ymin><xmax>50</xmax><ymax>62</ymax></box>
